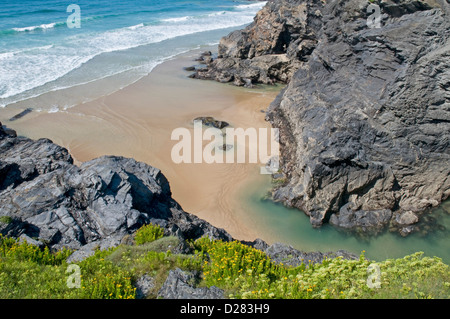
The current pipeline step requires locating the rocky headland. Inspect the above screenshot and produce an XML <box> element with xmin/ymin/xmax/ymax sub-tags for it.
<box><xmin>189</xmin><ymin>0</ymin><xmax>450</xmax><ymax>237</ymax></box>
<box><xmin>0</xmin><ymin>123</ymin><xmax>231</xmax><ymax>255</ymax></box>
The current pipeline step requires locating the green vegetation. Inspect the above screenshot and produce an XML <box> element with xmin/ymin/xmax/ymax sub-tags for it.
<box><xmin>134</xmin><ymin>223</ymin><xmax>165</xmax><ymax>245</ymax></box>
<box><xmin>0</xmin><ymin>225</ymin><xmax>200</xmax><ymax>299</ymax></box>
<box><xmin>0</xmin><ymin>224</ymin><xmax>449</xmax><ymax>299</ymax></box>
<box><xmin>0</xmin><ymin>216</ymin><xmax>13</xmax><ymax>224</ymax></box>
<box><xmin>0</xmin><ymin>234</ymin><xmax>134</xmax><ymax>299</ymax></box>
<box><xmin>194</xmin><ymin>238</ymin><xmax>449</xmax><ymax>299</ymax></box>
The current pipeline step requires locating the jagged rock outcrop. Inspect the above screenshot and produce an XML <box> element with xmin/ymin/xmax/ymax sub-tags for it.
<box><xmin>193</xmin><ymin>0</ymin><xmax>450</xmax><ymax>236</ymax></box>
<box><xmin>135</xmin><ymin>274</ymin><xmax>156</xmax><ymax>299</ymax></box>
<box><xmin>0</xmin><ymin>129</ymin><xmax>232</xmax><ymax>253</ymax></box>
<box><xmin>190</xmin><ymin>0</ymin><xmax>324</xmax><ymax>87</ymax></box>
<box><xmin>268</xmin><ymin>0</ymin><xmax>450</xmax><ymax>235</ymax></box>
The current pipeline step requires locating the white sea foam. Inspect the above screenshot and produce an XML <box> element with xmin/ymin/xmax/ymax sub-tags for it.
<box><xmin>0</xmin><ymin>52</ymin><xmax>15</xmax><ymax>60</ymax></box>
<box><xmin>0</xmin><ymin>1</ymin><xmax>266</xmax><ymax>107</ymax></box>
<box><xmin>48</xmin><ymin>105</ymin><xmax>60</xmax><ymax>113</ymax></box>
<box><xmin>161</xmin><ymin>16</ymin><xmax>190</xmax><ymax>23</ymax></box>
<box><xmin>12</xmin><ymin>22</ymin><xmax>57</xmax><ymax>32</ymax></box>
<box><xmin>126</xmin><ymin>23</ymin><xmax>145</xmax><ymax>30</ymax></box>
<box><xmin>235</xmin><ymin>2</ymin><xmax>268</xmax><ymax>10</ymax></box>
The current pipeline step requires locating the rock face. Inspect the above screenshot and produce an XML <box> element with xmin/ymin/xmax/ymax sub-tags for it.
<box><xmin>0</xmin><ymin>131</ymin><xmax>232</xmax><ymax>252</ymax></box>
<box><xmin>267</xmin><ymin>0</ymin><xmax>450</xmax><ymax>235</ymax></box>
<box><xmin>158</xmin><ymin>268</ymin><xmax>224</xmax><ymax>299</ymax></box>
<box><xmin>263</xmin><ymin>242</ymin><xmax>359</xmax><ymax>268</ymax></box>
<box><xmin>190</xmin><ymin>0</ymin><xmax>323</xmax><ymax>87</ymax></box>
<box><xmin>135</xmin><ymin>274</ymin><xmax>156</xmax><ymax>299</ymax></box>
<box><xmin>195</xmin><ymin>0</ymin><xmax>450</xmax><ymax>235</ymax></box>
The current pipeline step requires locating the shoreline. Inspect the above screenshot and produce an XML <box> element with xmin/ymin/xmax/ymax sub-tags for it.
<box><xmin>0</xmin><ymin>48</ymin><xmax>283</xmax><ymax>242</ymax></box>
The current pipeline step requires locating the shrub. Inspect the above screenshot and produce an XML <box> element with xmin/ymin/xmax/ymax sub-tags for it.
<box><xmin>0</xmin><ymin>234</ymin><xmax>71</xmax><ymax>266</ymax></box>
<box><xmin>0</xmin><ymin>216</ymin><xmax>13</xmax><ymax>224</ymax></box>
<box><xmin>0</xmin><ymin>236</ymin><xmax>134</xmax><ymax>299</ymax></box>
<box><xmin>134</xmin><ymin>223</ymin><xmax>164</xmax><ymax>245</ymax></box>
<box><xmin>194</xmin><ymin>238</ymin><xmax>300</xmax><ymax>291</ymax></box>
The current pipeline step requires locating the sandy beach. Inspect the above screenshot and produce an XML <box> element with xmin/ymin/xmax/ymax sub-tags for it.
<box><xmin>0</xmin><ymin>49</ymin><xmax>282</xmax><ymax>241</ymax></box>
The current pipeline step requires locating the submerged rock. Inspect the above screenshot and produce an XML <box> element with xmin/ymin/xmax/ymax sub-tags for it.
<box><xmin>193</xmin><ymin>116</ymin><xmax>229</xmax><ymax>129</ymax></box>
<box><xmin>329</xmin><ymin>203</ymin><xmax>393</xmax><ymax>236</ymax></box>
<box><xmin>9</xmin><ymin>108</ymin><xmax>32</xmax><ymax>121</ymax></box>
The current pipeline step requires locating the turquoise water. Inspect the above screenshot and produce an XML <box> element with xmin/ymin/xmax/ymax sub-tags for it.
<box><xmin>0</xmin><ymin>0</ymin><xmax>266</xmax><ymax>107</ymax></box>
<box><xmin>239</xmin><ymin>174</ymin><xmax>450</xmax><ymax>264</ymax></box>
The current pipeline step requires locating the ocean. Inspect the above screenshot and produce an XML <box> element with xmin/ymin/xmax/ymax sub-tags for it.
<box><xmin>0</xmin><ymin>0</ymin><xmax>265</xmax><ymax>108</ymax></box>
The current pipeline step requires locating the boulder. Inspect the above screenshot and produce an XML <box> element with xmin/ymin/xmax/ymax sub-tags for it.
<box><xmin>135</xmin><ymin>274</ymin><xmax>156</xmax><ymax>299</ymax></box>
<box><xmin>158</xmin><ymin>268</ymin><xmax>224</xmax><ymax>299</ymax></box>
<box><xmin>193</xmin><ymin>117</ymin><xmax>229</xmax><ymax>129</ymax></box>
<box><xmin>329</xmin><ymin>203</ymin><xmax>393</xmax><ymax>236</ymax></box>
<box><xmin>264</xmin><ymin>242</ymin><xmax>359</xmax><ymax>268</ymax></box>
<box><xmin>395</xmin><ymin>211</ymin><xmax>419</xmax><ymax>226</ymax></box>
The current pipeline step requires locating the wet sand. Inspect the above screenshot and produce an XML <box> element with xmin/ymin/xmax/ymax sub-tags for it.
<box><xmin>0</xmin><ymin>49</ymin><xmax>282</xmax><ymax>241</ymax></box>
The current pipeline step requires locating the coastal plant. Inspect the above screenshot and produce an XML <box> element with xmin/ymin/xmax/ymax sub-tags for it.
<box><xmin>134</xmin><ymin>223</ymin><xmax>165</xmax><ymax>245</ymax></box>
<box><xmin>1</xmin><ymin>233</ymin><xmax>448</xmax><ymax>299</ymax></box>
<box><xmin>0</xmin><ymin>235</ymin><xmax>73</xmax><ymax>298</ymax></box>
<box><xmin>0</xmin><ymin>216</ymin><xmax>13</xmax><ymax>224</ymax></box>
<box><xmin>231</xmin><ymin>252</ymin><xmax>449</xmax><ymax>299</ymax></box>
<box><xmin>193</xmin><ymin>238</ymin><xmax>301</xmax><ymax>290</ymax></box>
<box><xmin>194</xmin><ymin>237</ymin><xmax>450</xmax><ymax>299</ymax></box>
<box><xmin>0</xmin><ymin>236</ymin><xmax>135</xmax><ymax>299</ymax></box>
<box><xmin>0</xmin><ymin>234</ymin><xmax>72</xmax><ymax>266</ymax></box>
<box><xmin>74</xmin><ymin>248</ymin><xmax>136</xmax><ymax>299</ymax></box>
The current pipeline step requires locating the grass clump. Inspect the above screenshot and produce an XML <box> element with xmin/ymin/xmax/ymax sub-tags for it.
<box><xmin>0</xmin><ymin>216</ymin><xmax>13</xmax><ymax>224</ymax></box>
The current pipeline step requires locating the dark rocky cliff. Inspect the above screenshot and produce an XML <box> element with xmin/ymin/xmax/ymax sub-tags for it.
<box><xmin>191</xmin><ymin>0</ymin><xmax>450</xmax><ymax>236</ymax></box>
<box><xmin>0</xmin><ymin>124</ymin><xmax>232</xmax><ymax>255</ymax></box>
